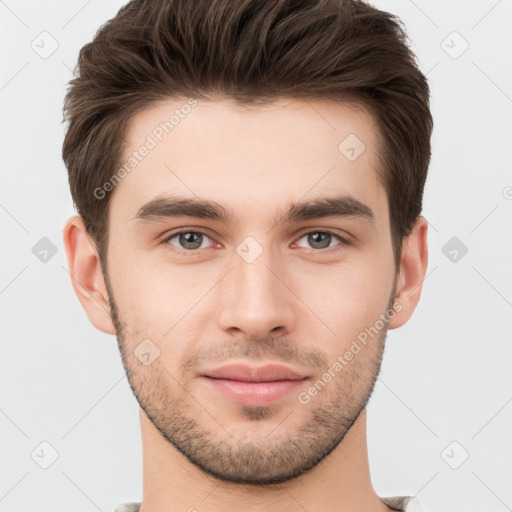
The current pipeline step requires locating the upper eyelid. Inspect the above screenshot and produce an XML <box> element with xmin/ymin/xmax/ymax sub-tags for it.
<box><xmin>164</xmin><ymin>228</ymin><xmax>349</xmax><ymax>247</ymax></box>
<box><xmin>164</xmin><ymin>228</ymin><xmax>215</xmax><ymax>243</ymax></box>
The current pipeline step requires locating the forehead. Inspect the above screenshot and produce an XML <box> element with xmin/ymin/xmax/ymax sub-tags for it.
<box><xmin>109</xmin><ymin>96</ymin><xmax>387</xmax><ymax>225</ymax></box>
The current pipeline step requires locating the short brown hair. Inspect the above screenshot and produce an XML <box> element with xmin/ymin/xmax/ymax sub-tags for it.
<box><xmin>62</xmin><ymin>0</ymin><xmax>433</xmax><ymax>270</ymax></box>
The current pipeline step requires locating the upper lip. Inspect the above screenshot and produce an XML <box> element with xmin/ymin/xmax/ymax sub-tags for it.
<box><xmin>202</xmin><ymin>363</ymin><xmax>308</xmax><ymax>382</ymax></box>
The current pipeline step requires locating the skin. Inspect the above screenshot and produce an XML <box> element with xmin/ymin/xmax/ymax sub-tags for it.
<box><xmin>63</xmin><ymin>97</ymin><xmax>428</xmax><ymax>512</ymax></box>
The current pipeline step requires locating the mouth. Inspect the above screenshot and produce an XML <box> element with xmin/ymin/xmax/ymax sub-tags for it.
<box><xmin>201</xmin><ymin>376</ymin><xmax>309</xmax><ymax>406</ymax></box>
<box><xmin>200</xmin><ymin>363</ymin><xmax>310</xmax><ymax>406</ymax></box>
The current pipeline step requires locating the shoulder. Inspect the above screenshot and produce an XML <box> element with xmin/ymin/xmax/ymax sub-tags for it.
<box><xmin>113</xmin><ymin>502</ymin><xmax>141</xmax><ymax>512</ymax></box>
<box><xmin>380</xmin><ymin>495</ymin><xmax>425</xmax><ymax>512</ymax></box>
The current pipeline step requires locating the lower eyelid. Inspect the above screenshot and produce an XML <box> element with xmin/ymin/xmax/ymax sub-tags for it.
<box><xmin>164</xmin><ymin>229</ymin><xmax>349</xmax><ymax>253</ymax></box>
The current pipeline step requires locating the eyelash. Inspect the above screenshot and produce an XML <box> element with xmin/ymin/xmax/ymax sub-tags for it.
<box><xmin>162</xmin><ymin>229</ymin><xmax>350</xmax><ymax>256</ymax></box>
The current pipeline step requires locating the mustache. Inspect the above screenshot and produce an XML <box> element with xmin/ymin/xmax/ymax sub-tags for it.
<box><xmin>182</xmin><ymin>337</ymin><xmax>329</xmax><ymax>373</ymax></box>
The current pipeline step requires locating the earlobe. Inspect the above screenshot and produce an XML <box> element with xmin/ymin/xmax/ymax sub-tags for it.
<box><xmin>62</xmin><ymin>215</ymin><xmax>117</xmax><ymax>335</ymax></box>
<box><xmin>388</xmin><ymin>215</ymin><xmax>429</xmax><ymax>330</ymax></box>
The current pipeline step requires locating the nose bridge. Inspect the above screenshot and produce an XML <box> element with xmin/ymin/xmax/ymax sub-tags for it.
<box><xmin>217</xmin><ymin>236</ymin><xmax>296</xmax><ymax>337</ymax></box>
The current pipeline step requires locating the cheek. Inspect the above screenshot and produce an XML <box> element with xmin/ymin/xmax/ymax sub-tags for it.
<box><xmin>108</xmin><ymin>259</ymin><xmax>218</xmax><ymax>363</ymax></box>
<box><xmin>108</xmin><ymin>243</ymin><xmax>179</xmax><ymax>307</ymax></box>
<box><xmin>292</xmin><ymin>263</ymin><xmax>392</xmax><ymax>341</ymax></box>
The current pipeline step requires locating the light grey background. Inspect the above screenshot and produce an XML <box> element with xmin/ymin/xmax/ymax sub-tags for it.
<box><xmin>1</xmin><ymin>1</ymin><xmax>511</xmax><ymax>511</ymax></box>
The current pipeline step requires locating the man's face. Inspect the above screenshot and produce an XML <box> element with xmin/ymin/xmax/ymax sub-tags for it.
<box><xmin>103</xmin><ymin>97</ymin><xmax>399</xmax><ymax>484</ymax></box>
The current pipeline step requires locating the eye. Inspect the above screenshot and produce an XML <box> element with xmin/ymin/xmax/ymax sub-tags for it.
<box><xmin>164</xmin><ymin>230</ymin><xmax>214</xmax><ymax>252</ymax></box>
<box><xmin>163</xmin><ymin>228</ymin><xmax>350</xmax><ymax>255</ymax></box>
<box><xmin>295</xmin><ymin>230</ymin><xmax>349</xmax><ymax>251</ymax></box>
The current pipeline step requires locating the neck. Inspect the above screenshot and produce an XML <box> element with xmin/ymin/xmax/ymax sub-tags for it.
<box><xmin>138</xmin><ymin>408</ymin><xmax>393</xmax><ymax>512</ymax></box>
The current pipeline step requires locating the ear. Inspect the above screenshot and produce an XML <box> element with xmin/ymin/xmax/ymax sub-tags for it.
<box><xmin>62</xmin><ymin>215</ymin><xmax>116</xmax><ymax>335</ymax></box>
<box><xmin>388</xmin><ymin>215</ymin><xmax>429</xmax><ymax>329</ymax></box>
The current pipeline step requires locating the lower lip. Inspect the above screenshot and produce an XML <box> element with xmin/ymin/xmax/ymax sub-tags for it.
<box><xmin>201</xmin><ymin>377</ymin><xmax>308</xmax><ymax>406</ymax></box>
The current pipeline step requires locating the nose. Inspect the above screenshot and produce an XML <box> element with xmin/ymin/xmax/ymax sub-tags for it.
<box><xmin>217</xmin><ymin>243</ymin><xmax>297</xmax><ymax>340</ymax></box>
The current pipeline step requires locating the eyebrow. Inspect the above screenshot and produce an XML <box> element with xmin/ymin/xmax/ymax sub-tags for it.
<box><xmin>132</xmin><ymin>194</ymin><xmax>375</xmax><ymax>226</ymax></box>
